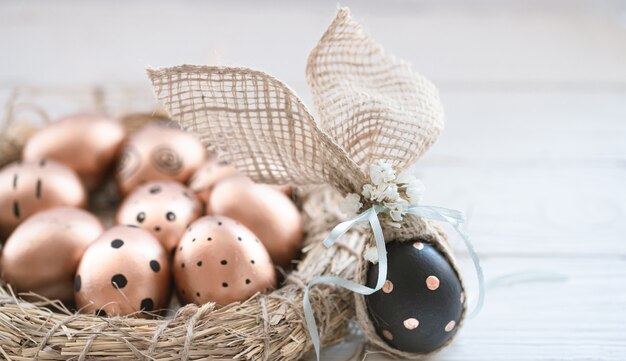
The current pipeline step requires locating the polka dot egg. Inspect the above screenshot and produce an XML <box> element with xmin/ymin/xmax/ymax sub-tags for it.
<box><xmin>365</xmin><ymin>240</ymin><xmax>464</xmax><ymax>354</ymax></box>
<box><xmin>116</xmin><ymin>181</ymin><xmax>202</xmax><ymax>253</ymax></box>
<box><xmin>173</xmin><ymin>215</ymin><xmax>276</xmax><ymax>307</ymax></box>
<box><xmin>74</xmin><ymin>225</ymin><xmax>170</xmax><ymax>317</ymax></box>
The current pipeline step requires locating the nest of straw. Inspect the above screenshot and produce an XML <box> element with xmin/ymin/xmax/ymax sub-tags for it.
<box><xmin>0</xmin><ymin>117</ymin><xmax>370</xmax><ymax>361</ymax></box>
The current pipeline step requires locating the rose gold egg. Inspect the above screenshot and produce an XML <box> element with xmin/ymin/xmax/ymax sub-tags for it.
<box><xmin>0</xmin><ymin>160</ymin><xmax>87</xmax><ymax>236</ymax></box>
<box><xmin>173</xmin><ymin>215</ymin><xmax>275</xmax><ymax>306</ymax></box>
<box><xmin>0</xmin><ymin>207</ymin><xmax>104</xmax><ymax>304</ymax></box>
<box><xmin>116</xmin><ymin>181</ymin><xmax>202</xmax><ymax>253</ymax></box>
<box><xmin>75</xmin><ymin>225</ymin><xmax>170</xmax><ymax>316</ymax></box>
<box><xmin>189</xmin><ymin>158</ymin><xmax>240</xmax><ymax>203</ymax></box>
<box><xmin>22</xmin><ymin>113</ymin><xmax>126</xmax><ymax>190</ymax></box>
<box><xmin>116</xmin><ymin>124</ymin><xmax>206</xmax><ymax>196</ymax></box>
<box><xmin>209</xmin><ymin>179</ymin><xmax>303</xmax><ymax>268</ymax></box>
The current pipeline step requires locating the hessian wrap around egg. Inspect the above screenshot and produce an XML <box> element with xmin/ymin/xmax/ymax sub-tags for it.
<box><xmin>0</xmin><ymin>159</ymin><xmax>87</xmax><ymax>236</ymax></box>
<box><xmin>365</xmin><ymin>240</ymin><xmax>464</xmax><ymax>353</ymax></box>
<box><xmin>22</xmin><ymin>113</ymin><xmax>126</xmax><ymax>190</ymax></box>
<box><xmin>0</xmin><ymin>207</ymin><xmax>104</xmax><ymax>304</ymax></box>
<box><xmin>173</xmin><ymin>215</ymin><xmax>276</xmax><ymax>307</ymax></box>
<box><xmin>116</xmin><ymin>124</ymin><xmax>206</xmax><ymax>196</ymax></box>
<box><xmin>74</xmin><ymin>225</ymin><xmax>170</xmax><ymax>316</ymax></box>
<box><xmin>208</xmin><ymin>177</ymin><xmax>303</xmax><ymax>268</ymax></box>
<box><xmin>116</xmin><ymin>180</ymin><xmax>202</xmax><ymax>253</ymax></box>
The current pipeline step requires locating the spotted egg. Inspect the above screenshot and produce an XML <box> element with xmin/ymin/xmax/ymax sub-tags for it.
<box><xmin>0</xmin><ymin>160</ymin><xmax>87</xmax><ymax>236</ymax></box>
<box><xmin>0</xmin><ymin>207</ymin><xmax>104</xmax><ymax>304</ymax></box>
<box><xmin>173</xmin><ymin>215</ymin><xmax>276</xmax><ymax>307</ymax></box>
<box><xmin>208</xmin><ymin>178</ymin><xmax>303</xmax><ymax>268</ymax></box>
<box><xmin>116</xmin><ymin>124</ymin><xmax>206</xmax><ymax>196</ymax></box>
<box><xmin>74</xmin><ymin>225</ymin><xmax>170</xmax><ymax>316</ymax></box>
<box><xmin>365</xmin><ymin>240</ymin><xmax>464</xmax><ymax>353</ymax></box>
<box><xmin>116</xmin><ymin>181</ymin><xmax>202</xmax><ymax>253</ymax></box>
<box><xmin>22</xmin><ymin>113</ymin><xmax>126</xmax><ymax>190</ymax></box>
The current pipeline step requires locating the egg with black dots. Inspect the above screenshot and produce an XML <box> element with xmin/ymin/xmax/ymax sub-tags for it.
<box><xmin>365</xmin><ymin>240</ymin><xmax>464</xmax><ymax>354</ymax></box>
<box><xmin>173</xmin><ymin>215</ymin><xmax>276</xmax><ymax>307</ymax></box>
<box><xmin>74</xmin><ymin>225</ymin><xmax>170</xmax><ymax>317</ymax></box>
<box><xmin>116</xmin><ymin>181</ymin><xmax>202</xmax><ymax>253</ymax></box>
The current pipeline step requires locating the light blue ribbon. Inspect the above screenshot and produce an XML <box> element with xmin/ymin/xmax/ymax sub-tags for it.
<box><xmin>302</xmin><ymin>204</ymin><xmax>485</xmax><ymax>361</ymax></box>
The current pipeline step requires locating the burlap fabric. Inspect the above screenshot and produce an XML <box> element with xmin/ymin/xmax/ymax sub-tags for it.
<box><xmin>148</xmin><ymin>7</ymin><xmax>466</xmax><ymax>359</ymax></box>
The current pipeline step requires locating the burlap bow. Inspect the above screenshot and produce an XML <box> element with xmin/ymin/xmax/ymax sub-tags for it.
<box><xmin>148</xmin><ymin>7</ymin><xmax>469</xmax><ymax>360</ymax></box>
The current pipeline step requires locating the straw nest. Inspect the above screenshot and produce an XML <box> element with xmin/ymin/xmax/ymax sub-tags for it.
<box><xmin>0</xmin><ymin>118</ymin><xmax>368</xmax><ymax>361</ymax></box>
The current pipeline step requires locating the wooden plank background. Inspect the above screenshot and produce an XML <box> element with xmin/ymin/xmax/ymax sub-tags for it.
<box><xmin>1</xmin><ymin>1</ymin><xmax>625</xmax><ymax>360</ymax></box>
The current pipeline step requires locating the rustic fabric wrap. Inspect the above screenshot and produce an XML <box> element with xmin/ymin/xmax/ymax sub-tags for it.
<box><xmin>148</xmin><ymin>7</ymin><xmax>467</xmax><ymax>360</ymax></box>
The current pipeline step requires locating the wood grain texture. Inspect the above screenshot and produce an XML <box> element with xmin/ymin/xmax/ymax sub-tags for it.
<box><xmin>1</xmin><ymin>1</ymin><xmax>625</xmax><ymax>360</ymax></box>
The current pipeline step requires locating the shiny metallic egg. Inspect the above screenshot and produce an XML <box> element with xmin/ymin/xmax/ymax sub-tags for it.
<box><xmin>0</xmin><ymin>207</ymin><xmax>104</xmax><ymax>304</ymax></box>
<box><xmin>0</xmin><ymin>160</ymin><xmax>87</xmax><ymax>236</ymax></box>
<box><xmin>173</xmin><ymin>215</ymin><xmax>276</xmax><ymax>307</ymax></box>
<box><xmin>22</xmin><ymin>113</ymin><xmax>126</xmax><ymax>190</ymax></box>
<box><xmin>116</xmin><ymin>181</ymin><xmax>202</xmax><ymax>253</ymax></box>
<box><xmin>116</xmin><ymin>124</ymin><xmax>206</xmax><ymax>196</ymax></box>
<box><xmin>74</xmin><ymin>225</ymin><xmax>170</xmax><ymax>317</ymax></box>
<box><xmin>208</xmin><ymin>178</ymin><xmax>303</xmax><ymax>268</ymax></box>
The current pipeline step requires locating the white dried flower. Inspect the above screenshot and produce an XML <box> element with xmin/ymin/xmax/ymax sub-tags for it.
<box><xmin>363</xmin><ymin>246</ymin><xmax>379</xmax><ymax>264</ymax></box>
<box><xmin>384</xmin><ymin>198</ymin><xmax>409</xmax><ymax>222</ymax></box>
<box><xmin>369</xmin><ymin>160</ymin><xmax>396</xmax><ymax>186</ymax></box>
<box><xmin>339</xmin><ymin>193</ymin><xmax>363</xmax><ymax>217</ymax></box>
<box><xmin>406</xmin><ymin>179</ymin><xmax>425</xmax><ymax>206</ymax></box>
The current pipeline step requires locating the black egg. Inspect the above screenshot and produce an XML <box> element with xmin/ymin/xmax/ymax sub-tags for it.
<box><xmin>365</xmin><ymin>240</ymin><xmax>464</xmax><ymax>353</ymax></box>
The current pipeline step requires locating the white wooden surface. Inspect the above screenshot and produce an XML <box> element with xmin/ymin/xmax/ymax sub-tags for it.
<box><xmin>1</xmin><ymin>1</ymin><xmax>625</xmax><ymax>360</ymax></box>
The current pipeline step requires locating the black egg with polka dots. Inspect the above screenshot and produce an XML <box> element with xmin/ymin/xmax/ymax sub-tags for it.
<box><xmin>365</xmin><ymin>240</ymin><xmax>464</xmax><ymax>353</ymax></box>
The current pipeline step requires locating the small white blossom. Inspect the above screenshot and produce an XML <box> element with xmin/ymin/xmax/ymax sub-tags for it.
<box><xmin>362</xmin><ymin>183</ymin><xmax>400</xmax><ymax>203</ymax></box>
<box><xmin>363</xmin><ymin>246</ymin><xmax>379</xmax><ymax>264</ymax></box>
<box><xmin>369</xmin><ymin>160</ymin><xmax>396</xmax><ymax>186</ymax></box>
<box><xmin>339</xmin><ymin>193</ymin><xmax>362</xmax><ymax>217</ymax></box>
<box><xmin>384</xmin><ymin>198</ymin><xmax>409</xmax><ymax>222</ymax></box>
<box><xmin>406</xmin><ymin>179</ymin><xmax>425</xmax><ymax>206</ymax></box>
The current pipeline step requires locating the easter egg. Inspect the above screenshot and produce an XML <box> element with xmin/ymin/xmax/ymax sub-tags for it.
<box><xmin>173</xmin><ymin>215</ymin><xmax>276</xmax><ymax>306</ymax></box>
<box><xmin>74</xmin><ymin>225</ymin><xmax>170</xmax><ymax>316</ymax></box>
<box><xmin>365</xmin><ymin>240</ymin><xmax>464</xmax><ymax>353</ymax></box>
<box><xmin>208</xmin><ymin>178</ymin><xmax>303</xmax><ymax>268</ymax></box>
<box><xmin>189</xmin><ymin>158</ymin><xmax>240</xmax><ymax>203</ymax></box>
<box><xmin>0</xmin><ymin>160</ymin><xmax>87</xmax><ymax>236</ymax></box>
<box><xmin>22</xmin><ymin>113</ymin><xmax>126</xmax><ymax>190</ymax></box>
<box><xmin>116</xmin><ymin>181</ymin><xmax>202</xmax><ymax>253</ymax></box>
<box><xmin>116</xmin><ymin>124</ymin><xmax>206</xmax><ymax>196</ymax></box>
<box><xmin>0</xmin><ymin>207</ymin><xmax>104</xmax><ymax>304</ymax></box>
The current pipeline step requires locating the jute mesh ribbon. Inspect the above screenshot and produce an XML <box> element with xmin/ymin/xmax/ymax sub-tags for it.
<box><xmin>148</xmin><ymin>7</ymin><xmax>466</xmax><ymax>359</ymax></box>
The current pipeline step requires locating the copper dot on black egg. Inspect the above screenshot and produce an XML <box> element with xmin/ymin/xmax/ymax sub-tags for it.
<box><xmin>136</xmin><ymin>212</ymin><xmax>146</xmax><ymax>223</ymax></box>
<box><xmin>150</xmin><ymin>260</ymin><xmax>161</xmax><ymax>272</ymax></box>
<box><xmin>111</xmin><ymin>239</ymin><xmax>124</xmax><ymax>249</ymax></box>
<box><xmin>140</xmin><ymin>298</ymin><xmax>154</xmax><ymax>312</ymax></box>
<box><xmin>166</xmin><ymin>212</ymin><xmax>176</xmax><ymax>222</ymax></box>
<box><xmin>74</xmin><ymin>275</ymin><xmax>81</xmax><ymax>292</ymax></box>
<box><xmin>111</xmin><ymin>274</ymin><xmax>128</xmax><ymax>289</ymax></box>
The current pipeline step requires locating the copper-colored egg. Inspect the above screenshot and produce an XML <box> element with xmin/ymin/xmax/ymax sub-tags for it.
<box><xmin>116</xmin><ymin>124</ymin><xmax>206</xmax><ymax>196</ymax></box>
<box><xmin>22</xmin><ymin>113</ymin><xmax>126</xmax><ymax>190</ymax></box>
<box><xmin>173</xmin><ymin>215</ymin><xmax>276</xmax><ymax>306</ymax></box>
<box><xmin>189</xmin><ymin>158</ymin><xmax>240</xmax><ymax>203</ymax></box>
<box><xmin>208</xmin><ymin>178</ymin><xmax>303</xmax><ymax>268</ymax></box>
<box><xmin>0</xmin><ymin>160</ymin><xmax>87</xmax><ymax>236</ymax></box>
<box><xmin>0</xmin><ymin>207</ymin><xmax>104</xmax><ymax>304</ymax></box>
<box><xmin>116</xmin><ymin>181</ymin><xmax>202</xmax><ymax>253</ymax></box>
<box><xmin>75</xmin><ymin>225</ymin><xmax>170</xmax><ymax>316</ymax></box>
